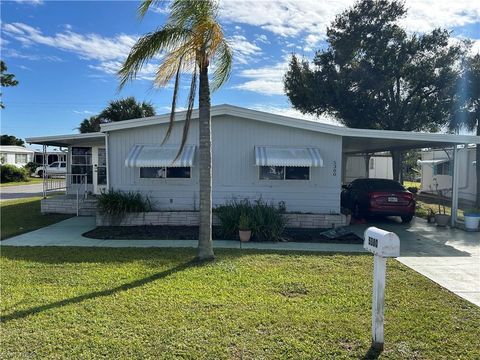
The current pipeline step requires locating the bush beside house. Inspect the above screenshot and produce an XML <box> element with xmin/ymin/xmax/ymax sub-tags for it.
<box><xmin>0</xmin><ymin>164</ymin><xmax>29</xmax><ymax>183</ymax></box>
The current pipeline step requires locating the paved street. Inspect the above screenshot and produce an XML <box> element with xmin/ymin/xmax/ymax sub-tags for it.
<box><xmin>0</xmin><ymin>183</ymin><xmax>43</xmax><ymax>200</ymax></box>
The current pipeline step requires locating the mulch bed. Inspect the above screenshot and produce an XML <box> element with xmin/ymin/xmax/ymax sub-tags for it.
<box><xmin>83</xmin><ymin>226</ymin><xmax>363</xmax><ymax>244</ymax></box>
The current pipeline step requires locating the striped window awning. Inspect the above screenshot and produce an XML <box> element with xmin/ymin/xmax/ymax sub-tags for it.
<box><xmin>255</xmin><ymin>146</ymin><xmax>323</xmax><ymax>167</ymax></box>
<box><xmin>125</xmin><ymin>145</ymin><xmax>196</xmax><ymax>168</ymax></box>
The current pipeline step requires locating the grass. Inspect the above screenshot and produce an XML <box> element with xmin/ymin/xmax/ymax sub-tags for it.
<box><xmin>1</xmin><ymin>247</ymin><xmax>479</xmax><ymax>359</ymax></box>
<box><xmin>0</xmin><ymin>177</ymin><xmax>43</xmax><ymax>187</ymax></box>
<box><xmin>0</xmin><ymin>197</ymin><xmax>72</xmax><ymax>240</ymax></box>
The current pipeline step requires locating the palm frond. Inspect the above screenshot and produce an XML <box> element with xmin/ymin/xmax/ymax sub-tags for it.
<box><xmin>162</xmin><ymin>55</ymin><xmax>184</xmax><ymax>146</ymax></box>
<box><xmin>118</xmin><ymin>26</ymin><xmax>191</xmax><ymax>89</ymax></box>
<box><xmin>210</xmin><ymin>39</ymin><xmax>233</xmax><ymax>91</ymax></box>
<box><xmin>175</xmin><ymin>66</ymin><xmax>197</xmax><ymax>161</ymax></box>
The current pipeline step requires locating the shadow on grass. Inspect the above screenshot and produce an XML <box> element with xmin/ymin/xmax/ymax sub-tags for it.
<box><xmin>1</xmin><ymin>258</ymin><xmax>205</xmax><ymax>323</ymax></box>
<box><xmin>362</xmin><ymin>345</ymin><xmax>382</xmax><ymax>359</ymax></box>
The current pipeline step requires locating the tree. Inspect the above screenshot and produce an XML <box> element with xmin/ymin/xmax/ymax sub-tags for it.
<box><xmin>77</xmin><ymin>97</ymin><xmax>156</xmax><ymax>133</ymax></box>
<box><xmin>284</xmin><ymin>0</ymin><xmax>465</xmax><ymax>181</ymax></box>
<box><xmin>0</xmin><ymin>134</ymin><xmax>24</xmax><ymax>146</ymax></box>
<box><xmin>449</xmin><ymin>54</ymin><xmax>480</xmax><ymax>206</ymax></box>
<box><xmin>99</xmin><ymin>97</ymin><xmax>156</xmax><ymax>122</ymax></box>
<box><xmin>1</xmin><ymin>60</ymin><xmax>19</xmax><ymax>109</ymax></box>
<box><xmin>119</xmin><ymin>0</ymin><xmax>232</xmax><ymax>260</ymax></box>
<box><xmin>79</xmin><ymin>116</ymin><xmax>102</xmax><ymax>133</ymax></box>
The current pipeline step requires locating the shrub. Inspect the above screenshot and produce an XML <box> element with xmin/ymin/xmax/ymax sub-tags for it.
<box><xmin>24</xmin><ymin>162</ymin><xmax>38</xmax><ymax>175</ymax></box>
<box><xmin>215</xmin><ymin>198</ymin><xmax>286</xmax><ymax>241</ymax></box>
<box><xmin>0</xmin><ymin>164</ymin><xmax>29</xmax><ymax>183</ymax></box>
<box><xmin>97</xmin><ymin>190</ymin><xmax>152</xmax><ymax>217</ymax></box>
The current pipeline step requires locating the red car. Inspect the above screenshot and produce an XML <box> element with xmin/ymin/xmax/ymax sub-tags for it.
<box><xmin>341</xmin><ymin>179</ymin><xmax>415</xmax><ymax>223</ymax></box>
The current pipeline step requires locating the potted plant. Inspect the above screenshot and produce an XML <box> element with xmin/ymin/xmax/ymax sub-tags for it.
<box><xmin>464</xmin><ymin>208</ymin><xmax>480</xmax><ymax>231</ymax></box>
<box><xmin>427</xmin><ymin>208</ymin><xmax>436</xmax><ymax>224</ymax></box>
<box><xmin>434</xmin><ymin>204</ymin><xmax>450</xmax><ymax>227</ymax></box>
<box><xmin>238</xmin><ymin>212</ymin><xmax>252</xmax><ymax>242</ymax></box>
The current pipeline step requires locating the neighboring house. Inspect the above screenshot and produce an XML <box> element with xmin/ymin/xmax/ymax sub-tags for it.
<box><xmin>344</xmin><ymin>154</ymin><xmax>393</xmax><ymax>183</ymax></box>
<box><xmin>0</xmin><ymin>145</ymin><xmax>34</xmax><ymax>167</ymax></box>
<box><xmin>418</xmin><ymin>146</ymin><xmax>477</xmax><ymax>203</ymax></box>
<box><xmin>25</xmin><ymin>105</ymin><xmax>479</xmax><ymax>221</ymax></box>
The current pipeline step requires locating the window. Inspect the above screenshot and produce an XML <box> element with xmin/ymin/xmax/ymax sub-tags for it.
<box><xmin>434</xmin><ymin>161</ymin><xmax>451</xmax><ymax>176</ymax></box>
<box><xmin>71</xmin><ymin>147</ymin><xmax>92</xmax><ymax>184</ymax></box>
<box><xmin>140</xmin><ymin>167</ymin><xmax>191</xmax><ymax>179</ymax></box>
<box><xmin>0</xmin><ymin>153</ymin><xmax>6</xmax><ymax>164</ymax></box>
<box><xmin>15</xmin><ymin>154</ymin><xmax>28</xmax><ymax>164</ymax></box>
<box><xmin>259</xmin><ymin>166</ymin><xmax>310</xmax><ymax>180</ymax></box>
<box><xmin>60</xmin><ymin>163</ymin><xmax>67</xmax><ymax>168</ymax></box>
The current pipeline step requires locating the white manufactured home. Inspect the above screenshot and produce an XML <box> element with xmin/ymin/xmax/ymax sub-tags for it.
<box><xmin>0</xmin><ymin>145</ymin><xmax>34</xmax><ymax>167</ymax></box>
<box><xmin>418</xmin><ymin>146</ymin><xmax>477</xmax><ymax>203</ymax></box>
<box><xmin>26</xmin><ymin>105</ymin><xmax>479</xmax><ymax>226</ymax></box>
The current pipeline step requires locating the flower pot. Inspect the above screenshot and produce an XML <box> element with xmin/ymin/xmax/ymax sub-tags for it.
<box><xmin>435</xmin><ymin>214</ymin><xmax>450</xmax><ymax>227</ymax></box>
<box><xmin>239</xmin><ymin>230</ymin><xmax>252</xmax><ymax>242</ymax></box>
<box><xmin>464</xmin><ymin>214</ymin><xmax>480</xmax><ymax>231</ymax></box>
<box><xmin>427</xmin><ymin>215</ymin><xmax>436</xmax><ymax>224</ymax></box>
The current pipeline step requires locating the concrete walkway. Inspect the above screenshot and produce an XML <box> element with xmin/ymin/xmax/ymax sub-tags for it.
<box><xmin>1</xmin><ymin>216</ymin><xmax>365</xmax><ymax>253</ymax></box>
<box><xmin>2</xmin><ymin>216</ymin><xmax>479</xmax><ymax>306</ymax></box>
<box><xmin>348</xmin><ymin>218</ymin><xmax>480</xmax><ymax>306</ymax></box>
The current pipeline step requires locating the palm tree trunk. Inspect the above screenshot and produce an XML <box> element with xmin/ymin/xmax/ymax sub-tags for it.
<box><xmin>197</xmin><ymin>62</ymin><xmax>214</xmax><ymax>260</ymax></box>
<box><xmin>391</xmin><ymin>150</ymin><xmax>403</xmax><ymax>183</ymax></box>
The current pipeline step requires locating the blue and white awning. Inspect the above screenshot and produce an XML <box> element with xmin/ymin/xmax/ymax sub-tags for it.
<box><xmin>125</xmin><ymin>144</ymin><xmax>196</xmax><ymax>168</ymax></box>
<box><xmin>255</xmin><ymin>146</ymin><xmax>323</xmax><ymax>167</ymax></box>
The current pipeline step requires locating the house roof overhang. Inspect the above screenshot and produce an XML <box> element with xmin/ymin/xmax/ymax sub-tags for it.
<box><xmin>25</xmin><ymin>133</ymin><xmax>105</xmax><ymax>147</ymax></box>
<box><xmin>100</xmin><ymin>104</ymin><xmax>480</xmax><ymax>153</ymax></box>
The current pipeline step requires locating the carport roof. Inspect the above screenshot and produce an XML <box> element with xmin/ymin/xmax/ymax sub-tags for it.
<box><xmin>25</xmin><ymin>133</ymin><xmax>105</xmax><ymax>147</ymax></box>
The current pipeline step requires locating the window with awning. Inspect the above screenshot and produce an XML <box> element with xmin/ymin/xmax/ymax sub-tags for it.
<box><xmin>125</xmin><ymin>145</ymin><xmax>196</xmax><ymax>168</ymax></box>
<box><xmin>254</xmin><ymin>146</ymin><xmax>323</xmax><ymax>167</ymax></box>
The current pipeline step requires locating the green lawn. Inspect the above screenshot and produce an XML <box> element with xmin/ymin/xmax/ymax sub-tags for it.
<box><xmin>1</xmin><ymin>197</ymin><xmax>72</xmax><ymax>240</ymax></box>
<box><xmin>0</xmin><ymin>177</ymin><xmax>43</xmax><ymax>187</ymax></box>
<box><xmin>1</xmin><ymin>247</ymin><xmax>479</xmax><ymax>359</ymax></box>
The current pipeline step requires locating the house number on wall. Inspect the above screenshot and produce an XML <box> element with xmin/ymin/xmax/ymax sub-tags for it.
<box><xmin>332</xmin><ymin>160</ymin><xmax>337</xmax><ymax>176</ymax></box>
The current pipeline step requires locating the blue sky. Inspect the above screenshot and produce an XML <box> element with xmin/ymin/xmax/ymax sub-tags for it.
<box><xmin>1</xmin><ymin>0</ymin><xmax>479</xmax><ymax>142</ymax></box>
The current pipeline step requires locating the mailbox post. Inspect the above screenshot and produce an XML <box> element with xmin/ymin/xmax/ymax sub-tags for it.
<box><xmin>364</xmin><ymin>227</ymin><xmax>400</xmax><ymax>351</ymax></box>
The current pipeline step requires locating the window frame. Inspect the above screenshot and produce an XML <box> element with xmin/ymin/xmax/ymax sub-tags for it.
<box><xmin>15</xmin><ymin>153</ymin><xmax>28</xmax><ymax>164</ymax></box>
<box><xmin>258</xmin><ymin>166</ymin><xmax>311</xmax><ymax>181</ymax></box>
<box><xmin>139</xmin><ymin>166</ymin><xmax>192</xmax><ymax>179</ymax></box>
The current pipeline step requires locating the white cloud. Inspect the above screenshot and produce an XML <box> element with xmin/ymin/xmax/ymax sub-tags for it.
<box><xmin>1</xmin><ymin>22</ymin><xmax>155</xmax><ymax>79</ymax></box>
<box><xmin>233</xmin><ymin>60</ymin><xmax>288</xmax><ymax>95</ymax></box>
<box><xmin>249</xmin><ymin>104</ymin><xmax>340</xmax><ymax>126</ymax></box>
<box><xmin>73</xmin><ymin>110</ymin><xmax>94</xmax><ymax>115</ymax></box>
<box><xmin>13</xmin><ymin>0</ymin><xmax>44</xmax><ymax>5</ymax></box>
<box><xmin>255</xmin><ymin>34</ymin><xmax>270</xmax><ymax>44</ymax></box>
<box><xmin>220</xmin><ymin>0</ymin><xmax>480</xmax><ymax>50</ymax></box>
<box><xmin>227</xmin><ymin>35</ymin><xmax>262</xmax><ymax>64</ymax></box>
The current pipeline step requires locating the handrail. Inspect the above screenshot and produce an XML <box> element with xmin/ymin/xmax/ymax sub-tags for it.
<box><xmin>43</xmin><ymin>173</ymin><xmax>88</xmax><ymax>216</ymax></box>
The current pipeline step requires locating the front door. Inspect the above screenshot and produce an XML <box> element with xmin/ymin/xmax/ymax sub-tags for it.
<box><xmin>93</xmin><ymin>147</ymin><xmax>107</xmax><ymax>194</ymax></box>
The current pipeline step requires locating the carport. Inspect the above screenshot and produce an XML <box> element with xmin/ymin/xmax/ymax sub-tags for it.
<box><xmin>339</xmin><ymin>128</ymin><xmax>480</xmax><ymax>226</ymax></box>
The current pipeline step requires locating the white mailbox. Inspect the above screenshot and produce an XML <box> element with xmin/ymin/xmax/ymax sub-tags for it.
<box><xmin>364</xmin><ymin>227</ymin><xmax>400</xmax><ymax>258</ymax></box>
<box><xmin>364</xmin><ymin>226</ymin><xmax>400</xmax><ymax>351</ymax></box>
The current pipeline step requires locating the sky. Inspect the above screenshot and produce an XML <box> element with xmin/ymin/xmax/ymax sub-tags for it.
<box><xmin>1</xmin><ymin>0</ymin><xmax>479</xmax><ymax>142</ymax></box>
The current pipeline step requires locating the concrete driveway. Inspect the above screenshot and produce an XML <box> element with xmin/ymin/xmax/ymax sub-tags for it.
<box><xmin>350</xmin><ymin>217</ymin><xmax>480</xmax><ymax>306</ymax></box>
<box><xmin>0</xmin><ymin>183</ymin><xmax>43</xmax><ymax>200</ymax></box>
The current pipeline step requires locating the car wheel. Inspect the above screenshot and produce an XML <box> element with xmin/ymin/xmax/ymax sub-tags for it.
<box><xmin>401</xmin><ymin>215</ymin><xmax>413</xmax><ymax>223</ymax></box>
<box><xmin>37</xmin><ymin>170</ymin><xmax>44</xmax><ymax>178</ymax></box>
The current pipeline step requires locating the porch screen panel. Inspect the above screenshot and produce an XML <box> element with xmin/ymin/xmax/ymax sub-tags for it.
<box><xmin>71</xmin><ymin>147</ymin><xmax>93</xmax><ymax>184</ymax></box>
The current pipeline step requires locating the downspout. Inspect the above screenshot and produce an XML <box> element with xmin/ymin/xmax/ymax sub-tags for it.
<box><xmin>105</xmin><ymin>132</ymin><xmax>110</xmax><ymax>192</ymax></box>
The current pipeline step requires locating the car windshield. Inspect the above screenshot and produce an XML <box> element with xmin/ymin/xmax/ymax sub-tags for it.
<box><xmin>359</xmin><ymin>179</ymin><xmax>405</xmax><ymax>191</ymax></box>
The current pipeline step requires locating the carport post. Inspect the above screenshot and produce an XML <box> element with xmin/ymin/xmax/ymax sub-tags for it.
<box><xmin>451</xmin><ymin>145</ymin><xmax>460</xmax><ymax>226</ymax></box>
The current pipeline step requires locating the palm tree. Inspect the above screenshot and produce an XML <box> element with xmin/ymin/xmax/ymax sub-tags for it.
<box><xmin>119</xmin><ymin>0</ymin><xmax>232</xmax><ymax>260</ymax></box>
<box><xmin>100</xmin><ymin>97</ymin><xmax>156</xmax><ymax>122</ymax></box>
